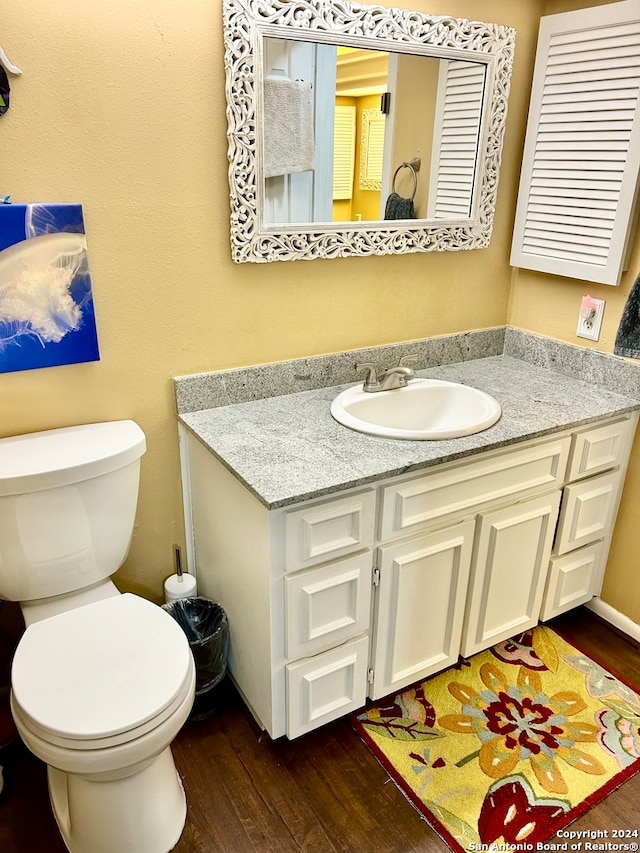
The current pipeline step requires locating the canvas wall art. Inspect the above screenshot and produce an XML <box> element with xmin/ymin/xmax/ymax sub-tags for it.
<box><xmin>0</xmin><ymin>203</ymin><xmax>100</xmax><ymax>374</ymax></box>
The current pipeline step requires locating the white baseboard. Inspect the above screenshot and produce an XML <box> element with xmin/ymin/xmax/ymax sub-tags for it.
<box><xmin>586</xmin><ymin>597</ymin><xmax>640</xmax><ymax>642</ymax></box>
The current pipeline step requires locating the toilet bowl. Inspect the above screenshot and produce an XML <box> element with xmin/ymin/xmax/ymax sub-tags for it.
<box><xmin>0</xmin><ymin>421</ymin><xmax>196</xmax><ymax>852</ymax></box>
<box><xmin>11</xmin><ymin>594</ymin><xmax>196</xmax><ymax>853</ymax></box>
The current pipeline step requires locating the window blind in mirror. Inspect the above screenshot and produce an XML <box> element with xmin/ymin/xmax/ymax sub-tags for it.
<box><xmin>427</xmin><ymin>60</ymin><xmax>486</xmax><ymax>220</ymax></box>
<box><xmin>333</xmin><ymin>106</ymin><xmax>356</xmax><ymax>201</ymax></box>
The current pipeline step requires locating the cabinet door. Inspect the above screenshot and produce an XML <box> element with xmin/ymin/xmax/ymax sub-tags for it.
<box><xmin>370</xmin><ymin>519</ymin><xmax>475</xmax><ymax>701</ymax></box>
<box><xmin>510</xmin><ymin>2</ymin><xmax>640</xmax><ymax>285</ymax></box>
<box><xmin>540</xmin><ymin>541</ymin><xmax>604</xmax><ymax>621</ymax></box>
<box><xmin>461</xmin><ymin>491</ymin><xmax>561</xmax><ymax>657</ymax></box>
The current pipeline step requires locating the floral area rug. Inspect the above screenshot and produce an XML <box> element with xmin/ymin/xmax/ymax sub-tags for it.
<box><xmin>352</xmin><ymin>627</ymin><xmax>640</xmax><ymax>851</ymax></box>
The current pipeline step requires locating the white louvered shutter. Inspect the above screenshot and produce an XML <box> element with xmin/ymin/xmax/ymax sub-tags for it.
<box><xmin>427</xmin><ymin>60</ymin><xmax>486</xmax><ymax>219</ymax></box>
<box><xmin>510</xmin><ymin>0</ymin><xmax>640</xmax><ymax>285</ymax></box>
<box><xmin>333</xmin><ymin>106</ymin><xmax>356</xmax><ymax>200</ymax></box>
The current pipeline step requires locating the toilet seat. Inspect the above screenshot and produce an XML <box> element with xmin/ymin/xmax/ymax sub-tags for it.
<box><xmin>11</xmin><ymin>594</ymin><xmax>194</xmax><ymax>750</ymax></box>
<box><xmin>10</xmin><ymin>667</ymin><xmax>195</xmax><ymax>779</ymax></box>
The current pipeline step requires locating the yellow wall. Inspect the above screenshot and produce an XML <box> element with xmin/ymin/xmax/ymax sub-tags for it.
<box><xmin>7</xmin><ymin>0</ymin><xmax>639</xmax><ymax>625</ymax></box>
<box><xmin>391</xmin><ymin>54</ymin><xmax>440</xmax><ymax>219</ymax></box>
<box><xmin>352</xmin><ymin>94</ymin><xmax>383</xmax><ymax>221</ymax></box>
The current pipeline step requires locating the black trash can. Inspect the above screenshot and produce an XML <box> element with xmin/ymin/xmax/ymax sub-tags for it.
<box><xmin>162</xmin><ymin>597</ymin><xmax>229</xmax><ymax>721</ymax></box>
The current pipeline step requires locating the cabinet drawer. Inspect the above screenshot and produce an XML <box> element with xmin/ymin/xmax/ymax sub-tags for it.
<box><xmin>540</xmin><ymin>541</ymin><xmax>604</xmax><ymax>621</ymax></box>
<box><xmin>555</xmin><ymin>469</ymin><xmax>621</xmax><ymax>556</ymax></box>
<box><xmin>284</xmin><ymin>552</ymin><xmax>372</xmax><ymax>660</ymax></box>
<box><xmin>284</xmin><ymin>489</ymin><xmax>375</xmax><ymax>572</ymax></box>
<box><xmin>379</xmin><ymin>437</ymin><xmax>570</xmax><ymax>541</ymax></box>
<box><xmin>286</xmin><ymin>635</ymin><xmax>369</xmax><ymax>738</ymax></box>
<box><xmin>567</xmin><ymin>417</ymin><xmax>634</xmax><ymax>482</ymax></box>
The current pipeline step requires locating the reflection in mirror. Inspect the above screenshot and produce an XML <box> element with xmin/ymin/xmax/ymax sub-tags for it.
<box><xmin>223</xmin><ymin>0</ymin><xmax>515</xmax><ymax>263</ymax></box>
<box><xmin>264</xmin><ymin>42</ymin><xmax>487</xmax><ymax>225</ymax></box>
<box><xmin>359</xmin><ymin>108</ymin><xmax>385</xmax><ymax>193</ymax></box>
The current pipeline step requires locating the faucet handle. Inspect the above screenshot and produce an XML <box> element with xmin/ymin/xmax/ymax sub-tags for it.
<box><xmin>356</xmin><ymin>362</ymin><xmax>381</xmax><ymax>391</ymax></box>
<box><xmin>398</xmin><ymin>354</ymin><xmax>418</xmax><ymax>369</ymax></box>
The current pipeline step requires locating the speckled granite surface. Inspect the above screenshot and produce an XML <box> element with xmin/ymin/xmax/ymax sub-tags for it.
<box><xmin>504</xmin><ymin>328</ymin><xmax>640</xmax><ymax>399</ymax></box>
<box><xmin>178</xmin><ymin>347</ymin><xmax>640</xmax><ymax>509</ymax></box>
<box><xmin>174</xmin><ymin>328</ymin><xmax>506</xmax><ymax>413</ymax></box>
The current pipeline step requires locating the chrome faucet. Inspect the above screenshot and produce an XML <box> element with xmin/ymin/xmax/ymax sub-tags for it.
<box><xmin>356</xmin><ymin>354</ymin><xmax>418</xmax><ymax>392</ymax></box>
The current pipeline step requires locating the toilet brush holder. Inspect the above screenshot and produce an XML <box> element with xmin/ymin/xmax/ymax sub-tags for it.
<box><xmin>164</xmin><ymin>572</ymin><xmax>197</xmax><ymax>603</ymax></box>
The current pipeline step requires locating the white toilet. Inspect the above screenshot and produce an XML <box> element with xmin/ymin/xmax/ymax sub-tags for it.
<box><xmin>0</xmin><ymin>420</ymin><xmax>196</xmax><ymax>853</ymax></box>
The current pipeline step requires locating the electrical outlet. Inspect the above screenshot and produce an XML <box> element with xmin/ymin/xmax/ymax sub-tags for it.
<box><xmin>576</xmin><ymin>296</ymin><xmax>605</xmax><ymax>341</ymax></box>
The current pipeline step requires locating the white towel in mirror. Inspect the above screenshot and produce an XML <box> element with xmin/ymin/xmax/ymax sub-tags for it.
<box><xmin>263</xmin><ymin>78</ymin><xmax>315</xmax><ymax>179</ymax></box>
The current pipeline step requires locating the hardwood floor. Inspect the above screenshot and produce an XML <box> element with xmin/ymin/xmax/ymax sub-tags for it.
<box><xmin>1</xmin><ymin>606</ymin><xmax>639</xmax><ymax>853</ymax></box>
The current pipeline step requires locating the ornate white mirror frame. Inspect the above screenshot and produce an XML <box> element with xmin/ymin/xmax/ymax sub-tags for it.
<box><xmin>223</xmin><ymin>0</ymin><xmax>515</xmax><ymax>263</ymax></box>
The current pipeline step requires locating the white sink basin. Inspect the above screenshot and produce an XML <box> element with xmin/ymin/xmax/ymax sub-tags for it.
<box><xmin>330</xmin><ymin>378</ymin><xmax>501</xmax><ymax>440</ymax></box>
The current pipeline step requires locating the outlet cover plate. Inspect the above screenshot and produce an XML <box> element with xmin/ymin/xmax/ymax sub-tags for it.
<box><xmin>577</xmin><ymin>296</ymin><xmax>605</xmax><ymax>341</ymax></box>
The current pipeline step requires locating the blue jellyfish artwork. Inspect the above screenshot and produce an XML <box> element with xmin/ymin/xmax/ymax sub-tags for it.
<box><xmin>0</xmin><ymin>203</ymin><xmax>100</xmax><ymax>373</ymax></box>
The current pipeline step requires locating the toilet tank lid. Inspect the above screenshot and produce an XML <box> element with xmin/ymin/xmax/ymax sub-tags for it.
<box><xmin>0</xmin><ymin>420</ymin><xmax>146</xmax><ymax>496</ymax></box>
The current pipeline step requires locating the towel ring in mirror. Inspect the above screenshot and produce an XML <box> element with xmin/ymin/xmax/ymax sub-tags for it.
<box><xmin>392</xmin><ymin>160</ymin><xmax>420</xmax><ymax>201</ymax></box>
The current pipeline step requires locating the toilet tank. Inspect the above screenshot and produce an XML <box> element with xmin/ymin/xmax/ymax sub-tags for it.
<box><xmin>0</xmin><ymin>421</ymin><xmax>146</xmax><ymax>602</ymax></box>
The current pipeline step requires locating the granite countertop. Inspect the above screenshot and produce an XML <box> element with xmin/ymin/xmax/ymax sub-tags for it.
<box><xmin>178</xmin><ymin>354</ymin><xmax>640</xmax><ymax>510</ymax></box>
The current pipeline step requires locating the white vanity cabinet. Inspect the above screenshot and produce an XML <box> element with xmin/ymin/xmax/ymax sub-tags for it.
<box><xmin>181</xmin><ymin>411</ymin><xmax>637</xmax><ymax>740</ymax></box>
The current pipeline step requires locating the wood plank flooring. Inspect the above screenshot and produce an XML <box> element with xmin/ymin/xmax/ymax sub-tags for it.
<box><xmin>1</xmin><ymin>605</ymin><xmax>639</xmax><ymax>853</ymax></box>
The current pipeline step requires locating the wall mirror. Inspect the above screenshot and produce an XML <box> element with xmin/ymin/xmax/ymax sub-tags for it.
<box><xmin>223</xmin><ymin>0</ymin><xmax>515</xmax><ymax>263</ymax></box>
